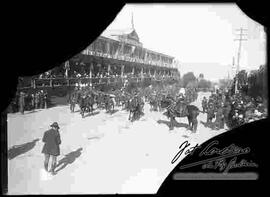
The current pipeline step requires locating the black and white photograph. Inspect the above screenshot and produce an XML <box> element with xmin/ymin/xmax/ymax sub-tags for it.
<box><xmin>4</xmin><ymin>3</ymin><xmax>268</xmax><ymax>194</ymax></box>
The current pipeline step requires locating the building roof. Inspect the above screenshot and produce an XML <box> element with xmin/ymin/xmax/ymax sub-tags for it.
<box><xmin>102</xmin><ymin>28</ymin><xmax>135</xmax><ymax>36</ymax></box>
<box><xmin>100</xmin><ymin>27</ymin><xmax>173</xmax><ymax>59</ymax></box>
<box><xmin>101</xmin><ymin>28</ymin><xmax>136</xmax><ymax>41</ymax></box>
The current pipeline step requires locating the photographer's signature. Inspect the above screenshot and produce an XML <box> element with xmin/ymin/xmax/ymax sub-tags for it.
<box><xmin>171</xmin><ymin>140</ymin><xmax>258</xmax><ymax>172</ymax></box>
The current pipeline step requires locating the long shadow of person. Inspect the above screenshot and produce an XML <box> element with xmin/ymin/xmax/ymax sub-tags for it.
<box><xmin>55</xmin><ymin>148</ymin><xmax>83</xmax><ymax>173</ymax></box>
<box><xmin>157</xmin><ymin>119</ymin><xmax>189</xmax><ymax>130</ymax></box>
<box><xmin>83</xmin><ymin>111</ymin><xmax>100</xmax><ymax>118</ymax></box>
<box><xmin>8</xmin><ymin>139</ymin><xmax>40</xmax><ymax>160</ymax></box>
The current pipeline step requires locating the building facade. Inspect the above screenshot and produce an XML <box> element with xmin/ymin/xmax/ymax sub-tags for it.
<box><xmin>18</xmin><ymin>21</ymin><xmax>180</xmax><ymax>89</ymax></box>
<box><xmin>79</xmin><ymin>25</ymin><xmax>180</xmax><ymax>80</ymax></box>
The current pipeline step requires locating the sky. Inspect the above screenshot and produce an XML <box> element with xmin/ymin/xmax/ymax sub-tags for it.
<box><xmin>102</xmin><ymin>3</ymin><xmax>266</xmax><ymax>82</ymax></box>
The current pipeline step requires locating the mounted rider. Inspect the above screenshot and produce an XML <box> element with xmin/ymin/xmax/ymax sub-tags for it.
<box><xmin>175</xmin><ymin>93</ymin><xmax>187</xmax><ymax>116</ymax></box>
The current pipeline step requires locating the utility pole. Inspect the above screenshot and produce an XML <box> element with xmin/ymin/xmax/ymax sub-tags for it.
<box><xmin>234</xmin><ymin>28</ymin><xmax>248</xmax><ymax>94</ymax></box>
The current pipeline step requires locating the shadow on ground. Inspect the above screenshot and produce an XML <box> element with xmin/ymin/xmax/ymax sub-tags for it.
<box><xmin>8</xmin><ymin>139</ymin><xmax>40</xmax><ymax>160</ymax></box>
<box><xmin>106</xmin><ymin>109</ymin><xmax>119</xmax><ymax>115</ymax></box>
<box><xmin>55</xmin><ymin>148</ymin><xmax>83</xmax><ymax>173</ymax></box>
<box><xmin>25</xmin><ymin>109</ymin><xmax>42</xmax><ymax>114</ymax></box>
<box><xmin>87</xmin><ymin>136</ymin><xmax>101</xmax><ymax>140</ymax></box>
<box><xmin>157</xmin><ymin>119</ymin><xmax>189</xmax><ymax>130</ymax></box>
<box><xmin>83</xmin><ymin>111</ymin><xmax>100</xmax><ymax>118</ymax></box>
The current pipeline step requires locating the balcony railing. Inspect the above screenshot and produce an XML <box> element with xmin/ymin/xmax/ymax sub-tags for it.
<box><xmin>18</xmin><ymin>76</ymin><xmax>176</xmax><ymax>89</ymax></box>
<box><xmin>82</xmin><ymin>49</ymin><xmax>173</xmax><ymax>68</ymax></box>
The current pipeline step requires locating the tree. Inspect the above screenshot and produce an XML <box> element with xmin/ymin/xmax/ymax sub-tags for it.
<box><xmin>182</xmin><ymin>72</ymin><xmax>196</xmax><ymax>87</ymax></box>
<box><xmin>231</xmin><ymin>69</ymin><xmax>248</xmax><ymax>94</ymax></box>
<box><xmin>198</xmin><ymin>79</ymin><xmax>211</xmax><ymax>89</ymax></box>
<box><xmin>199</xmin><ymin>73</ymin><xmax>204</xmax><ymax>80</ymax></box>
<box><xmin>247</xmin><ymin>65</ymin><xmax>267</xmax><ymax>99</ymax></box>
<box><xmin>186</xmin><ymin>80</ymin><xmax>198</xmax><ymax>88</ymax></box>
<box><xmin>218</xmin><ymin>78</ymin><xmax>232</xmax><ymax>90</ymax></box>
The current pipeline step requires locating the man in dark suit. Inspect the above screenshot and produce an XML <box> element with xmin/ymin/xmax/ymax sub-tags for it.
<box><xmin>41</xmin><ymin>122</ymin><xmax>61</xmax><ymax>175</ymax></box>
<box><xmin>19</xmin><ymin>92</ymin><xmax>25</xmax><ymax>114</ymax></box>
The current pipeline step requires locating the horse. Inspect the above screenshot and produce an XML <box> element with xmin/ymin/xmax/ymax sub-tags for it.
<box><xmin>160</xmin><ymin>98</ymin><xmax>200</xmax><ymax>132</ymax></box>
<box><xmin>121</xmin><ymin>93</ymin><xmax>131</xmax><ymax>111</ymax></box>
<box><xmin>79</xmin><ymin>94</ymin><xmax>95</xmax><ymax>118</ymax></box>
<box><xmin>149</xmin><ymin>95</ymin><xmax>159</xmax><ymax>111</ymax></box>
<box><xmin>105</xmin><ymin>95</ymin><xmax>115</xmax><ymax>114</ymax></box>
<box><xmin>128</xmin><ymin>96</ymin><xmax>144</xmax><ymax>121</ymax></box>
<box><xmin>96</xmin><ymin>93</ymin><xmax>106</xmax><ymax>109</ymax></box>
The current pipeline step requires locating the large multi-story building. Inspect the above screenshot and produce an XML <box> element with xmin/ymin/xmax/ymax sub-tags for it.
<box><xmin>18</xmin><ymin>18</ymin><xmax>180</xmax><ymax>89</ymax></box>
<box><xmin>79</xmin><ymin>19</ymin><xmax>180</xmax><ymax>80</ymax></box>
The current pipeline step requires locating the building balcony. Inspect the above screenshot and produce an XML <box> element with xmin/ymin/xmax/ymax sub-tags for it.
<box><xmin>82</xmin><ymin>49</ymin><xmax>172</xmax><ymax>68</ymax></box>
<box><xmin>19</xmin><ymin>75</ymin><xmax>178</xmax><ymax>89</ymax></box>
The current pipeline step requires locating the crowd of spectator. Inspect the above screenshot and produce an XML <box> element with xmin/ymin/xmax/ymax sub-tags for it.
<box><xmin>203</xmin><ymin>88</ymin><xmax>267</xmax><ymax>130</ymax></box>
<box><xmin>8</xmin><ymin>90</ymin><xmax>49</xmax><ymax>114</ymax></box>
<box><xmin>227</xmin><ymin>92</ymin><xmax>267</xmax><ymax>129</ymax></box>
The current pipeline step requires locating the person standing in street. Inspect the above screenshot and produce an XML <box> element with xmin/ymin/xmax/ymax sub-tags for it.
<box><xmin>44</xmin><ymin>90</ymin><xmax>48</xmax><ymax>109</ymax></box>
<box><xmin>19</xmin><ymin>92</ymin><xmax>25</xmax><ymax>114</ymax></box>
<box><xmin>201</xmin><ymin>96</ymin><xmax>208</xmax><ymax>113</ymax></box>
<box><xmin>40</xmin><ymin>90</ymin><xmax>44</xmax><ymax>109</ymax></box>
<box><xmin>31</xmin><ymin>93</ymin><xmax>35</xmax><ymax>110</ymax></box>
<box><xmin>41</xmin><ymin>122</ymin><xmax>61</xmax><ymax>175</ymax></box>
<box><xmin>206</xmin><ymin>99</ymin><xmax>215</xmax><ymax>125</ymax></box>
<box><xmin>70</xmin><ymin>92</ymin><xmax>76</xmax><ymax>113</ymax></box>
<box><xmin>35</xmin><ymin>92</ymin><xmax>40</xmax><ymax>109</ymax></box>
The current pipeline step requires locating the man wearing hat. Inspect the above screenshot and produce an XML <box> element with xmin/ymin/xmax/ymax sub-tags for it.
<box><xmin>41</xmin><ymin>122</ymin><xmax>61</xmax><ymax>175</ymax></box>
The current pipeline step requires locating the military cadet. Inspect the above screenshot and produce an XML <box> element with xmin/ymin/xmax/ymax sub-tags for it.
<box><xmin>206</xmin><ymin>98</ymin><xmax>215</xmax><ymax>124</ymax></box>
<box><xmin>201</xmin><ymin>96</ymin><xmax>208</xmax><ymax>113</ymax></box>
